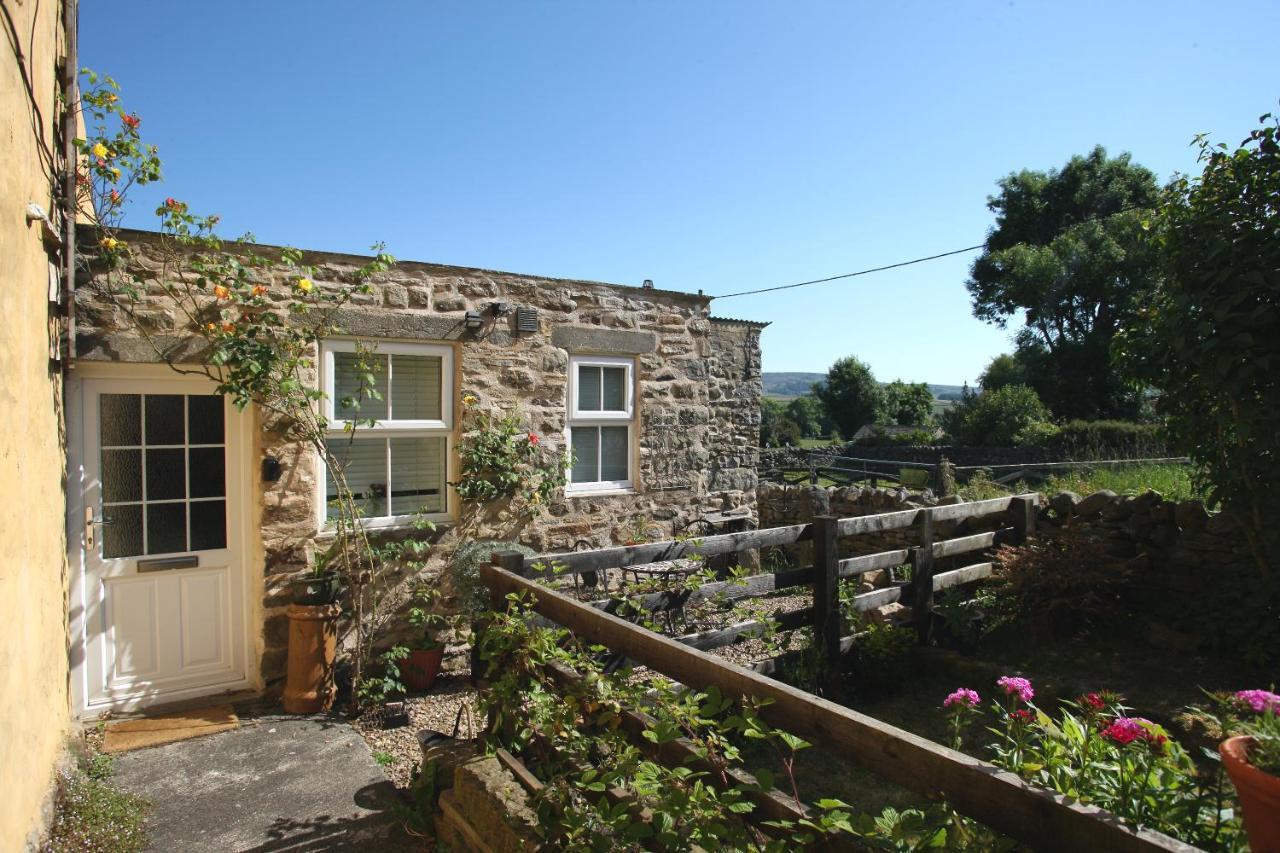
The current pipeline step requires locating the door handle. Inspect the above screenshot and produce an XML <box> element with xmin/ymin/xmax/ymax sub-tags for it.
<box><xmin>84</xmin><ymin>507</ymin><xmax>110</xmax><ymax>550</ymax></box>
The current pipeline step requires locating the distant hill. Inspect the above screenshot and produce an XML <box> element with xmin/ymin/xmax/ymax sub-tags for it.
<box><xmin>763</xmin><ymin>373</ymin><xmax>966</xmax><ymax>400</ymax></box>
<box><xmin>761</xmin><ymin>373</ymin><xmax>825</xmax><ymax>397</ymax></box>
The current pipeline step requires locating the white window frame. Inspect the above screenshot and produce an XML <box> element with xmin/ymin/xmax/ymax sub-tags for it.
<box><xmin>318</xmin><ymin>340</ymin><xmax>454</xmax><ymax>528</ymax></box>
<box><xmin>566</xmin><ymin>355</ymin><xmax>635</xmax><ymax>494</ymax></box>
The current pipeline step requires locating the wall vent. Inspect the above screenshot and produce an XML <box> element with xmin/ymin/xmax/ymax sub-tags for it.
<box><xmin>515</xmin><ymin>307</ymin><xmax>538</xmax><ymax>333</ymax></box>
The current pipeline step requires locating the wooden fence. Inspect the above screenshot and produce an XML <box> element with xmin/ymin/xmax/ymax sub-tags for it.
<box><xmin>477</xmin><ymin>495</ymin><xmax>1197</xmax><ymax>852</ymax></box>
<box><xmin>507</xmin><ymin>494</ymin><xmax>1037</xmax><ymax>678</ymax></box>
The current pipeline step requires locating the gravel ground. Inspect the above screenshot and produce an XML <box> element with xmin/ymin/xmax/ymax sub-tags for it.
<box><xmin>353</xmin><ymin>672</ymin><xmax>480</xmax><ymax>789</ymax></box>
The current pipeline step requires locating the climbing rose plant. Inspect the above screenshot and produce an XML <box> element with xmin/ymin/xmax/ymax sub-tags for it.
<box><xmin>452</xmin><ymin>394</ymin><xmax>568</xmax><ymax>509</ymax></box>
<box><xmin>74</xmin><ymin>69</ymin><xmax>407</xmax><ymax>695</ymax></box>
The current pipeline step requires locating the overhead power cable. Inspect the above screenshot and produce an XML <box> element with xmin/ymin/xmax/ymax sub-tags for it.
<box><xmin>711</xmin><ymin>244</ymin><xmax>985</xmax><ymax>300</ymax></box>
<box><xmin>710</xmin><ymin>202</ymin><xmax>1153</xmax><ymax>301</ymax></box>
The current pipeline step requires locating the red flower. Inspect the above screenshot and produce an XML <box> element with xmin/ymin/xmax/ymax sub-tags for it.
<box><xmin>1082</xmin><ymin>693</ymin><xmax>1105</xmax><ymax>711</ymax></box>
<box><xmin>122</xmin><ymin>113</ymin><xmax>140</xmax><ymax>129</ymax></box>
<box><xmin>1009</xmin><ymin>709</ymin><xmax>1034</xmax><ymax>724</ymax></box>
<box><xmin>528</xmin><ymin>433</ymin><xmax>539</xmax><ymax>445</ymax></box>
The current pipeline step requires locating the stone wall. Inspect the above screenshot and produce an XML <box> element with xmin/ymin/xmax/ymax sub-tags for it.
<box><xmin>1038</xmin><ymin>489</ymin><xmax>1246</xmax><ymax>582</ymax></box>
<box><xmin>77</xmin><ymin>231</ymin><xmax>764</xmax><ymax>687</ymax></box>
<box><xmin>706</xmin><ymin>319</ymin><xmax>766</xmax><ymax>497</ymax></box>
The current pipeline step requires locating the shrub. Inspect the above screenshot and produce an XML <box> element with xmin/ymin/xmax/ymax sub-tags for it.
<box><xmin>1012</xmin><ymin>420</ymin><xmax>1061</xmax><ymax>447</ymax></box>
<box><xmin>1050</xmin><ymin>420</ymin><xmax>1166</xmax><ymax>457</ymax></box>
<box><xmin>943</xmin><ymin>385</ymin><xmax>1051</xmax><ymax>446</ymax></box>
<box><xmin>852</xmin><ymin>427</ymin><xmax>935</xmax><ymax>446</ymax></box>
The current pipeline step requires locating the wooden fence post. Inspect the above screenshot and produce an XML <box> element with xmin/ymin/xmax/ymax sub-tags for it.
<box><xmin>911</xmin><ymin>509</ymin><xmax>936</xmax><ymax>643</ymax></box>
<box><xmin>489</xmin><ymin>550</ymin><xmax>527</xmax><ymax>607</ymax></box>
<box><xmin>1010</xmin><ymin>495</ymin><xmax>1037</xmax><ymax>545</ymax></box>
<box><xmin>811</xmin><ymin>516</ymin><xmax>841</xmax><ymax>678</ymax></box>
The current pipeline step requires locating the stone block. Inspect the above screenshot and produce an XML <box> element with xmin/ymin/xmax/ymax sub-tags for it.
<box><xmin>1075</xmin><ymin>490</ymin><xmax>1117</xmax><ymax>517</ymax></box>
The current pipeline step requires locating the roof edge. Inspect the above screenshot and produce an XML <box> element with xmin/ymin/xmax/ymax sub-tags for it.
<box><xmin>105</xmin><ymin>227</ymin><xmax>712</xmax><ymax>304</ymax></box>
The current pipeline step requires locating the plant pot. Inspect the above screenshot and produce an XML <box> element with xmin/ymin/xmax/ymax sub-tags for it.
<box><xmin>403</xmin><ymin>647</ymin><xmax>445</xmax><ymax>693</ymax></box>
<box><xmin>282</xmin><ymin>603</ymin><xmax>341</xmax><ymax>714</ymax></box>
<box><xmin>1221</xmin><ymin>735</ymin><xmax>1280</xmax><ymax>851</ymax></box>
<box><xmin>292</xmin><ymin>571</ymin><xmax>342</xmax><ymax>605</ymax></box>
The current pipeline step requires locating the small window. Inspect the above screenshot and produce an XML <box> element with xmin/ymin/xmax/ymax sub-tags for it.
<box><xmin>321</xmin><ymin>342</ymin><xmax>453</xmax><ymax>525</ymax></box>
<box><xmin>567</xmin><ymin>356</ymin><xmax>634</xmax><ymax>492</ymax></box>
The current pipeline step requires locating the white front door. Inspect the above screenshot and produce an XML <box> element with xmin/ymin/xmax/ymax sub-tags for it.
<box><xmin>73</xmin><ymin>373</ymin><xmax>249</xmax><ymax>715</ymax></box>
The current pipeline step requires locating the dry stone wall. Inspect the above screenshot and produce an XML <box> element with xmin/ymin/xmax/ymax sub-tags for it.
<box><xmin>77</xmin><ymin>231</ymin><xmax>764</xmax><ymax>687</ymax></box>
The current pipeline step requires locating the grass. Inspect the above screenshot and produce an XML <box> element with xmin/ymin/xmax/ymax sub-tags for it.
<box><xmin>373</xmin><ymin>750</ymin><xmax>394</xmax><ymax>767</ymax></box>
<box><xmin>43</xmin><ymin>752</ymin><xmax>148</xmax><ymax>853</ymax></box>
<box><xmin>959</xmin><ymin>462</ymin><xmax>1202</xmax><ymax>503</ymax></box>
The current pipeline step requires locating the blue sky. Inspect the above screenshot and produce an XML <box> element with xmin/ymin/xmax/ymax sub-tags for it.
<box><xmin>81</xmin><ymin>1</ymin><xmax>1278</xmax><ymax>385</ymax></box>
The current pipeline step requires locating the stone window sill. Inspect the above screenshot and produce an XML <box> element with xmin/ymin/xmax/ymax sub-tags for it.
<box><xmin>564</xmin><ymin>487</ymin><xmax>636</xmax><ymax>499</ymax></box>
<box><xmin>313</xmin><ymin>519</ymin><xmax>454</xmax><ymax>545</ymax></box>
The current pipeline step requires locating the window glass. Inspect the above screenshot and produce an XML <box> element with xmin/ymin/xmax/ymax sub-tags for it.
<box><xmin>578</xmin><ymin>366</ymin><xmax>602</xmax><ymax>410</ymax></box>
<box><xmin>99</xmin><ymin>393</ymin><xmax>227</xmax><ymax>558</ymax></box>
<box><xmin>333</xmin><ymin>351</ymin><xmax>388</xmax><ymax>421</ymax></box>
<box><xmin>322</xmin><ymin>343</ymin><xmax>453</xmax><ymax>524</ymax></box>
<box><xmin>388</xmin><ymin>436</ymin><xmax>446</xmax><ymax>515</ymax></box>
<box><xmin>567</xmin><ymin>357</ymin><xmax>635</xmax><ymax>489</ymax></box>
<box><xmin>601</xmin><ymin>367</ymin><xmax>627</xmax><ymax>411</ymax></box>
<box><xmin>325</xmin><ymin>435</ymin><xmax>447</xmax><ymax>519</ymax></box>
<box><xmin>600</xmin><ymin>426</ymin><xmax>629</xmax><ymax>481</ymax></box>
<box><xmin>389</xmin><ymin>354</ymin><xmax>442</xmax><ymax>420</ymax></box>
<box><xmin>571</xmin><ymin>427</ymin><xmax>600</xmax><ymax>483</ymax></box>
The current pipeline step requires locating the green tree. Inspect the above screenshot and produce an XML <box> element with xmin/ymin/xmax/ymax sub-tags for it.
<box><xmin>942</xmin><ymin>385</ymin><xmax>1050</xmax><ymax>446</ymax></box>
<box><xmin>977</xmin><ymin>353</ymin><xmax>1026</xmax><ymax>392</ymax></box>
<box><xmin>815</xmin><ymin>357</ymin><xmax>883</xmax><ymax>439</ymax></box>
<box><xmin>759</xmin><ymin>398</ymin><xmax>786</xmax><ymax>447</ymax></box>
<box><xmin>877</xmin><ymin>381</ymin><xmax>934</xmax><ymax>426</ymax></box>
<box><xmin>1119</xmin><ymin>113</ymin><xmax>1280</xmax><ymax>574</ymax></box>
<box><xmin>967</xmin><ymin>146</ymin><xmax>1160</xmax><ymax>419</ymax></box>
<box><xmin>785</xmin><ymin>394</ymin><xmax>830</xmax><ymax>438</ymax></box>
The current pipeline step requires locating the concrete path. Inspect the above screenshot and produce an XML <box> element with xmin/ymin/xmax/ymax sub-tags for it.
<box><xmin>110</xmin><ymin>712</ymin><xmax>419</xmax><ymax>852</ymax></box>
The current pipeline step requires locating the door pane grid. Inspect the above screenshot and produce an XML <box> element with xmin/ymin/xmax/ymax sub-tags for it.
<box><xmin>100</xmin><ymin>393</ymin><xmax>227</xmax><ymax>558</ymax></box>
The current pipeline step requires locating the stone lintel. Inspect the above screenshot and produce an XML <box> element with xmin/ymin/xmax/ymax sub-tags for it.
<box><xmin>550</xmin><ymin>326</ymin><xmax>657</xmax><ymax>355</ymax></box>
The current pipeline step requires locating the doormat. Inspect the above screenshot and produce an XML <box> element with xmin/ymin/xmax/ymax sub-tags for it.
<box><xmin>101</xmin><ymin>704</ymin><xmax>239</xmax><ymax>753</ymax></box>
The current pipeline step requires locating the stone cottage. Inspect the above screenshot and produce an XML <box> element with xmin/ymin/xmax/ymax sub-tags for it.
<box><xmin>69</xmin><ymin>229</ymin><xmax>766</xmax><ymax>712</ymax></box>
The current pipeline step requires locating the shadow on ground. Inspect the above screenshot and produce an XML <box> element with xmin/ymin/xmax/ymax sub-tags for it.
<box><xmin>109</xmin><ymin>711</ymin><xmax>418</xmax><ymax>852</ymax></box>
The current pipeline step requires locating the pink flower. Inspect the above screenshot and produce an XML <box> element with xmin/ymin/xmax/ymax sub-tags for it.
<box><xmin>1234</xmin><ymin>690</ymin><xmax>1280</xmax><ymax>714</ymax></box>
<box><xmin>943</xmin><ymin>688</ymin><xmax>981</xmax><ymax>710</ymax></box>
<box><xmin>1081</xmin><ymin>692</ymin><xmax>1106</xmax><ymax>711</ymax></box>
<box><xmin>1101</xmin><ymin>716</ymin><xmax>1167</xmax><ymax>751</ymax></box>
<box><xmin>997</xmin><ymin>676</ymin><xmax>1034</xmax><ymax>704</ymax></box>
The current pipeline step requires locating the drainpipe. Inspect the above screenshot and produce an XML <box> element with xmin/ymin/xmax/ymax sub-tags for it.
<box><xmin>60</xmin><ymin>0</ymin><xmax>78</xmax><ymax>364</ymax></box>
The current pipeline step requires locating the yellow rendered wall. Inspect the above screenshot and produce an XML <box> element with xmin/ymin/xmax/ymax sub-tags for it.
<box><xmin>0</xmin><ymin>0</ymin><xmax>73</xmax><ymax>848</ymax></box>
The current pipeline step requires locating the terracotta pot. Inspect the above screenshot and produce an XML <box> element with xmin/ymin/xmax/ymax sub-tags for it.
<box><xmin>282</xmin><ymin>603</ymin><xmax>341</xmax><ymax>714</ymax></box>
<box><xmin>403</xmin><ymin>647</ymin><xmax>445</xmax><ymax>693</ymax></box>
<box><xmin>1221</xmin><ymin>735</ymin><xmax>1280</xmax><ymax>852</ymax></box>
